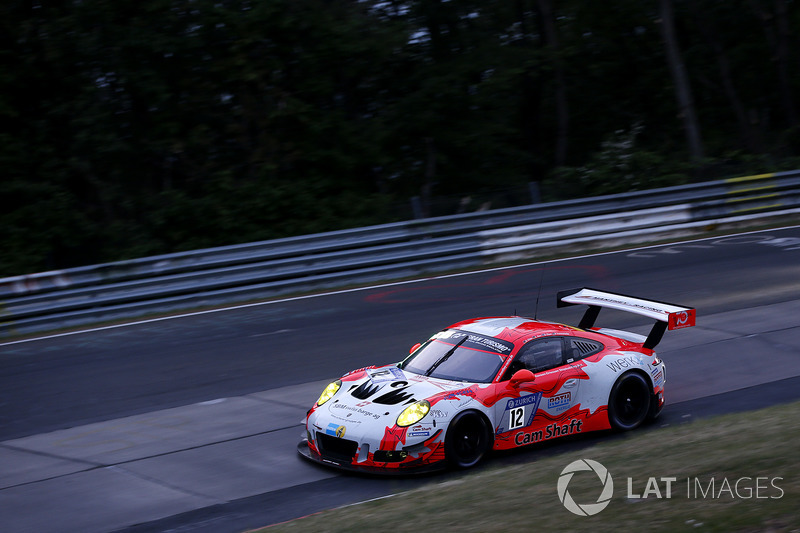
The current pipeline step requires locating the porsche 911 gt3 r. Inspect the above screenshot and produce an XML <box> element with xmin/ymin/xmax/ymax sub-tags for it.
<box><xmin>297</xmin><ymin>287</ymin><xmax>695</xmax><ymax>472</ymax></box>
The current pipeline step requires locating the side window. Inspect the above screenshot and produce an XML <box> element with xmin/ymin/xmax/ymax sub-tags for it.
<box><xmin>514</xmin><ymin>337</ymin><xmax>565</xmax><ymax>374</ymax></box>
<box><xmin>567</xmin><ymin>337</ymin><xmax>604</xmax><ymax>362</ymax></box>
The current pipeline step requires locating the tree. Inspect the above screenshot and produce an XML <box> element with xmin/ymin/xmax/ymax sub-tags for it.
<box><xmin>2</xmin><ymin>0</ymin><xmax>799</xmax><ymax>276</ymax></box>
<box><xmin>658</xmin><ymin>0</ymin><xmax>704</xmax><ymax>161</ymax></box>
<box><xmin>688</xmin><ymin>0</ymin><xmax>761</xmax><ymax>152</ymax></box>
<box><xmin>536</xmin><ymin>0</ymin><xmax>569</xmax><ymax>166</ymax></box>
<box><xmin>748</xmin><ymin>0</ymin><xmax>797</xmax><ymax>129</ymax></box>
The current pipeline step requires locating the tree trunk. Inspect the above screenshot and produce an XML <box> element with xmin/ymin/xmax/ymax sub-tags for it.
<box><xmin>688</xmin><ymin>2</ymin><xmax>761</xmax><ymax>152</ymax></box>
<box><xmin>420</xmin><ymin>136</ymin><xmax>436</xmax><ymax>218</ymax></box>
<box><xmin>515</xmin><ymin>0</ymin><xmax>545</xmax><ymax>180</ymax></box>
<box><xmin>659</xmin><ymin>0</ymin><xmax>704</xmax><ymax>161</ymax></box>
<box><xmin>537</xmin><ymin>0</ymin><xmax>569</xmax><ymax>166</ymax></box>
<box><xmin>747</xmin><ymin>0</ymin><xmax>797</xmax><ymax>127</ymax></box>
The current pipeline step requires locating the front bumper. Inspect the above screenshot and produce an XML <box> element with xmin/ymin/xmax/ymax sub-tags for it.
<box><xmin>297</xmin><ymin>436</ymin><xmax>446</xmax><ymax>475</ymax></box>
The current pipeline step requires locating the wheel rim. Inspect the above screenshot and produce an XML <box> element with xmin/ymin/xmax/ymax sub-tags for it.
<box><xmin>452</xmin><ymin>416</ymin><xmax>485</xmax><ymax>465</ymax></box>
<box><xmin>614</xmin><ymin>378</ymin><xmax>649</xmax><ymax>426</ymax></box>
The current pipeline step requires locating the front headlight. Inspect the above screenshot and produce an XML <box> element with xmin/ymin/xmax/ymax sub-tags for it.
<box><xmin>396</xmin><ymin>400</ymin><xmax>430</xmax><ymax>427</ymax></box>
<box><xmin>316</xmin><ymin>380</ymin><xmax>341</xmax><ymax>406</ymax></box>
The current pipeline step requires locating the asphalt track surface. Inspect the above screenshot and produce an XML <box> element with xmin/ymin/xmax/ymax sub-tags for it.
<box><xmin>1</xmin><ymin>226</ymin><xmax>799</xmax><ymax>532</ymax></box>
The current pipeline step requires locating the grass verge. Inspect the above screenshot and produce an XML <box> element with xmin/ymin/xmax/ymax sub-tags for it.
<box><xmin>261</xmin><ymin>400</ymin><xmax>800</xmax><ymax>533</ymax></box>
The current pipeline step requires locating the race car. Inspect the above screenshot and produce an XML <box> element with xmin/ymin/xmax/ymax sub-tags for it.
<box><xmin>297</xmin><ymin>287</ymin><xmax>695</xmax><ymax>472</ymax></box>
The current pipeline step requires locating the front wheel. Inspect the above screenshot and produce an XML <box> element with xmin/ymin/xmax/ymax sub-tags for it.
<box><xmin>608</xmin><ymin>372</ymin><xmax>652</xmax><ymax>431</ymax></box>
<box><xmin>445</xmin><ymin>411</ymin><xmax>491</xmax><ymax>468</ymax></box>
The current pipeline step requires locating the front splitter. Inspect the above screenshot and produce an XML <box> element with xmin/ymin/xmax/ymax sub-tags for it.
<box><xmin>297</xmin><ymin>439</ymin><xmax>445</xmax><ymax>476</ymax></box>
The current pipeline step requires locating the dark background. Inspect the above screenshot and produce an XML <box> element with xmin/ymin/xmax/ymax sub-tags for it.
<box><xmin>3</xmin><ymin>0</ymin><xmax>800</xmax><ymax>276</ymax></box>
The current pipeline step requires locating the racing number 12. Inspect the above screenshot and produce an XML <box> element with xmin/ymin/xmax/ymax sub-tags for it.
<box><xmin>509</xmin><ymin>407</ymin><xmax>525</xmax><ymax>430</ymax></box>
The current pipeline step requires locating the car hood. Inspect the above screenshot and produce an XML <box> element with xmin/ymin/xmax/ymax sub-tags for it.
<box><xmin>327</xmin><ymin>365</ymin><xmax>479</xmax><ymax>423</ymax></box>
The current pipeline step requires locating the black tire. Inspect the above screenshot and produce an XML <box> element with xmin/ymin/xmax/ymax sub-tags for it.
<box><xmin>445</xmin><ymin>411</ymin><xmax>491</xmax><ymax>468</ymax></box>
<box><xmin>608</xmin><ymin>372</ymin><xmax>652</xmax><ymax>431</ymax></box>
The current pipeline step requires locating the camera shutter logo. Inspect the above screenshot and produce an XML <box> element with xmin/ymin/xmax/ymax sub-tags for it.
<box><xmin>557</xmin><ymin>459</ymin><xmax>614</xmax><ymax>516</ymax></box>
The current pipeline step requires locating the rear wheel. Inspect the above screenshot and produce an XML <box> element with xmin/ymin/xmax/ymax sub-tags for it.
<box><xmin>608</xmin><ymin>372</ymin><xmax>651</xmax><ymax>431</ymax></box>
<box><xmin>445</xmin><ymin>412</ymin><xmax>490</xmax><ymax>468</ymax></box>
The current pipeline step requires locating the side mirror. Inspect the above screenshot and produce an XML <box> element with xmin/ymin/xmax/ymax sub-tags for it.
<box><xmin>409</xmin><ymin>342</ymin><xmax>422</xmax><ymax>354</ymax></box>
<box><xmin>510</xmin><ymin>369</ymin><xmax>536</xmax><ymax>387</ymax></box>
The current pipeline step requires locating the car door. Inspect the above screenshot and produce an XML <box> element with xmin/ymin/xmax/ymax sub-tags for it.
<box><xmin>494</xmin><ymin>337</ymin><xmax>584</xmax><ymax>446</ymax></box>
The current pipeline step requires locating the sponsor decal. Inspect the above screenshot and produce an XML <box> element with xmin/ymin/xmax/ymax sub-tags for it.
<box><xmin>651</xmin><ymin>369</ymin><xmax>663</xmax><ymax>384</ymax></box>
<box><xmin>570</xmin><ymin>292</ymin><xmax>668</xmax><ymax>317</ymax></box>
<box><xmin>367</xmin><ymin>366</ymin><xmax>405</xmax><ymax>383</ymax></box>
<box><xmin>506</xmin><ymin>393</ymin><xmax>543</xmax><ymax>430</ymax></box>
<box><xmin>546</xmin><ymin>419</ymin><xmax>583</xmax><ymax>438</ymax></box>
<box><xmin>669</xmin><ymin>309</ymin><xmax>696</xmax><ymax>329</ymax></box>
<box><xmin>409</xmin><ymin>425</ymin><xmax>433</xmax><ymax>437</ymax></box>
<box><xmin>506</xmin><ymin>393</ymin><xmax>542</xmax><ymax>410</ymax></box>
<box><xmin>329</xmin><ymin>411</ymin><xmax>362</xmax><ymax>424</ymax></box>
<box><xmin>548</xmin><ymin>392</ymin><xmax>571</xmax><ymax>412</ymax></box>
<box><xmin>437</xmin><ymin>330</ymin><xmax>514</xmax><ymax>354</ymax></box>
<box><xmin>465</xmin><ymin>334</ymin><xmax>513</xmax><ymax>353</ymax></box>
<box><xmin>514</xmin><ymin>419</ymin><xmax>583</xmax><ymax>446</ymax></box>
<box><xmin>514</xmin><ymin>428</ymin><xmax>543</xmax><ymax>445</ymax></box>
<box><xmin>526</xmin><ymin>332</ymin><xmax>561</xmax><ymax>341</ymax></box>
<box><xmin>331</xmin><ymin>403</ymin><xmax>382</xmax><ymax>420</ymax></box>
<box><xmin>326</xmin><ymin>423</ymin><xmax>347</xmax><ymax>438</ymax></box>
<box><xmin>606</xmin><ymin>355</ymin><xmax>642</xmax><ymax>373</ymax></box>
<box><xmin>536</xmin><ymin>367</ymin><xmax>567</xmax><ymax>377</ymax></box>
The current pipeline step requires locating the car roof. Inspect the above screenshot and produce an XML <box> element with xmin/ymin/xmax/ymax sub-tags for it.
<box><xmin>447</xmin><ymin>317</ymin><xmax>581</xmax><ymax>346</ymax></box>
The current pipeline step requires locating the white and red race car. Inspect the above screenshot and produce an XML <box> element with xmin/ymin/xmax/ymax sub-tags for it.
<box><xmin>298</xmin><ymin>288</ymin><xmax>695</xmax><ymax>472</ymax></box>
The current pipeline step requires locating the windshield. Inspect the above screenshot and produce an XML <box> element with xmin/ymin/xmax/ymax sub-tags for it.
<box><xmin>399</xmin><ymin>330</ymin><xmax>512</xmax><ymax>383</ymax></box>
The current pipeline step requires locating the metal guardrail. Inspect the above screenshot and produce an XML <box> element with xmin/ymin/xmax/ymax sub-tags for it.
<box><xmin>2</xmin><ymin>171</ymin><xmax>800</xmax><ymax>336</ymax></box>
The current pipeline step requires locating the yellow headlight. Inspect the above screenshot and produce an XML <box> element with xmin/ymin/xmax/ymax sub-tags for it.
<box><xmin>396</xmin><ymin>400</ymin><xmax>430</xmax><ymax>427</ymax></box>
<box><xmin>316</xmin><ymin>380</ymin><xmax>341</xmax><ymax>406</ymax></box>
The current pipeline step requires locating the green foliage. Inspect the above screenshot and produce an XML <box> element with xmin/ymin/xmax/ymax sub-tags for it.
<box><xmin>1</xmin><ymin>0</ymin><xmax>799</xmax><ymax>275</ymax></box>
<box><xmin>542</xmin><ymin>124</ymin><xmax>693</xmax><ymax>200</ymax></box>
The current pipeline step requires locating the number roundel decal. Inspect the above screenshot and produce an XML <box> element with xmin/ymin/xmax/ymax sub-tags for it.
<box><xmin>509</xmin><ymin>406</ymin><xmax>525</xmax><ymax>429</ymax></box>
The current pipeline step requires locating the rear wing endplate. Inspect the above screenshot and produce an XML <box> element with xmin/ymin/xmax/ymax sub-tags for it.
<box><xmin>557</xmin><ymin>287</ymin><xmax>696</xmax><ymax>349</ymax></box>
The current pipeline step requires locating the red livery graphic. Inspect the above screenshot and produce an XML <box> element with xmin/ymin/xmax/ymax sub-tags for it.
<box><xmin>669</xmin><ymin>309</ymin><xmax>696</xmax><ymax>329</ymax></box>
<box><xmin>298</xmin><ymin>287</ymin><xmax>695</xmax><ymax>472</ymax></box>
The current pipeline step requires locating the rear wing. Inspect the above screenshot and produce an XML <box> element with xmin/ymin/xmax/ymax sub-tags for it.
<box><xmin>557</xmin><ymin>287</ymin><xmax>696</xmax><ymax>349</ymax></box>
